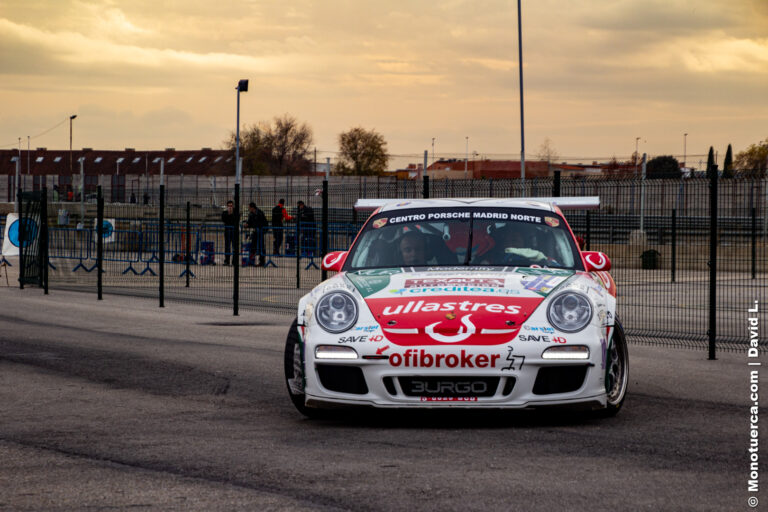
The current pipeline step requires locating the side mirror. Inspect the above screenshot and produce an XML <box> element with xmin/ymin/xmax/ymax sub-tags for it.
<box><xmin>322</xmin><ymin>251</ymin><xmax>348</xmax><ymax>272</ymax></box>
<box><xmin>583</xmin><ymin>251</ymin><xmax>611</xmax><ymax>272</ymax></box>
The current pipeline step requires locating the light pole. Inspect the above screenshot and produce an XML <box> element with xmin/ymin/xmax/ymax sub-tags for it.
<box><xmin>69</xmin><ymin>115</ymin><xmax>77</xmax><ymax>176</ymax></box>
<box><xmin>517</xmin><ymin>0</ymin><xmax>526</xmax><ymax>188</ymax></box>
<box><xmin>235</xmin><ymin>79</ymin><xmax>249</xmax><ymax>183</ymax></box>
<box><xmin>634</xmin><ymin>137</ymin><xmax>641</xmax><ymax>177</ymax></box>
<box><xmin>431</xmin><ymin>137</ymin><xmax>436</xmax><ymax>165</ymax></box>
<box><xmin>683</xmin><ymin>133</ymin><xmax>688</xmax><ymax>168</ymax></box>
<box><xmin>464</xmin><ymin>136</ymin><xmax>469</xmax><ymax>179</ymax></box>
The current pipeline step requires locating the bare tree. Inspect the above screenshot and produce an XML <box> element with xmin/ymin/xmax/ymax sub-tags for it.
<box><xmin>227</xmin><ymin>114</ymin><xmax>313</xmax><ymax>175</ymax></box>
<box><xmin>337</xmin><ymin>127</ymin><xmax>389</xmax><ymax>175</ymax></box>
<box><xmin>536</xmin><ymin>137</ymin><xmax>559</xmax><ymax>165</ymax></box>
<box><xmin>263</xmin><ymin>114</ymin><xmax>314</xmax><ymax>175</ymax></box>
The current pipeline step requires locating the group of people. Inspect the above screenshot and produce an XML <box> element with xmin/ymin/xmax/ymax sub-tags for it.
<box><xmin>220</xmin><ymin>198</ymin><xmax>315</xmax><ymax>266</ymax></box>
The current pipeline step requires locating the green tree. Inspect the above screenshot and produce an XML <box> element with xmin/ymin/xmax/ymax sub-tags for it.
<box><xmin>706</xmin><ymin>146</ymin><xmax>717</xmax><ymax>179</ymax></box>
<box><xmin>723</xmin><ymin>144</ymin><xmax>734</xmax><ymax>179</ymax></box>
<box><xmin>646</xmin><ymin>155</ymin><xmax>681</xmax><ymax>179</ymax></box>
<box><xmin>734</xmin><ymin>138</ymin><xmax>768</xmax><ymax>178</ymax></box>
<box><xmin>226</xmin><ymin>114</ymin><xmax>314</xmax><ymax>175</ymax></box>
<box><xmin>336</xmin><ymin>127</ymin><xmax>389</xmax><ymax>175</ymax></box>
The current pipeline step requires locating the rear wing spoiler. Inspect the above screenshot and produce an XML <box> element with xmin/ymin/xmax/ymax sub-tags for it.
<box><xmin>354</xmin><ymin>196</ymin><xmax>600</xmax><ymax>211</ymax></box>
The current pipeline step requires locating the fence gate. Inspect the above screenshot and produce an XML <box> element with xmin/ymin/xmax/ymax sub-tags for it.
<box><xmin>18</xmin><ymin>189</ymin><xmax>48</xmax><ymax>290</ymax></box>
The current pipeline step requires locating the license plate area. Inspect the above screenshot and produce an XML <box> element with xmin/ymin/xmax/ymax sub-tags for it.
<box><xmin>398</xmin><ymin>377</ymin><xmax>499</xmax><ymax>398</ymax></box>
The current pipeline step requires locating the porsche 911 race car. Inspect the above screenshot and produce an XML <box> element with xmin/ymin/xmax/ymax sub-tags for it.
<box><xmin>284</xmin><ymin>197</ymin><xmax>628</xmax><ymax>417</ymax></box>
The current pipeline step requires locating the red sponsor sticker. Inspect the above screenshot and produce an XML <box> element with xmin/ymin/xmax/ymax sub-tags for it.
<box><xmin>545</xmin><ymin>216</ymin><xmax>560</xmax><ymax>227</ymax></box>
<box><xmin>372</xmin><ymin>218</ymin><xmax>388</xmax><ymax>229</ymax></box>
<box><xmin>366</xmin><ymin>295</ymin><xmax>543</xmax><ymax>346</ymax></box>
<box><xmin>420</xmin><ymin>397</ymin><xmax>478</xmax><ymax>402</ymax></box>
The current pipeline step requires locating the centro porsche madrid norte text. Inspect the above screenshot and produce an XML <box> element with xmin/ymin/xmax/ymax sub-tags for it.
<box><xmin>283</xmin><ymin>197</ymin><xmax>629</xmax><ymax>417</ymax></box>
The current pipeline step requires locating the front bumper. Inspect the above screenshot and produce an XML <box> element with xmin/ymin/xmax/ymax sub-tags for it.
<box><xmin>303</xmin><ymin>349</ymin><xmax>608</xmax><ymax>410</ymax></box>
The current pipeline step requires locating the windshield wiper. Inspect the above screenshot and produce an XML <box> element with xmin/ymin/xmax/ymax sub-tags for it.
<box><xmin>463</xmin><ymin>216</ymin><xmax>474</xmax><ymax>265</ymax></box>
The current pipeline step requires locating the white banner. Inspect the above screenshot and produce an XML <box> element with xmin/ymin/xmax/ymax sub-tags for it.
<box><xmin>2</xmin><ymin>213</ymin><xmax>41</xmax><ymax>257</ymax></box>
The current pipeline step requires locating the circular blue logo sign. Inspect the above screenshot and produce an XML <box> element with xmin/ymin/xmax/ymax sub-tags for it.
<box><xmin>8</xmin><ymin>219</ymin><xmax>39</xmax><ymax>248</ymax></box>
<box><xmin>102</xmin><ymin>220</ymin><xmax>114</xmax><ymax>238</ymax></box>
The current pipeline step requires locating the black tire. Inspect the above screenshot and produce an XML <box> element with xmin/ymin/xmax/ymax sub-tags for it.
<box><xmin>284</xmin><ymin>318</ymin><xmax>322</xmax><ymax>418</ymax></box>
<box><xmin>597</xmin><ymin>318</ymin><xmax>629</xmax><ymax>417</ymax></box>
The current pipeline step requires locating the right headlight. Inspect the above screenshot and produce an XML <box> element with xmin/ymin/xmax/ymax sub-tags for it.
<box><xmin>315</xmin><ymin>291</ymin><xmax>358</xmax><ymax>333</ymax></box>
<box><xmin>547</xmin><ymin>292</ymin><xmax>593</xmax><ymax>333</ymax></box>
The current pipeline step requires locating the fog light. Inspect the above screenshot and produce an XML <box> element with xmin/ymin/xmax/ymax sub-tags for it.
<box><xmin>315</xmin><ymin>345</ymin><xmax>359</xmax><ymax>360</ymax></box>
<box><xmin>542</xmin><ymin>345</ymin><xmax>590</xmax><ymax>360</ymax></box>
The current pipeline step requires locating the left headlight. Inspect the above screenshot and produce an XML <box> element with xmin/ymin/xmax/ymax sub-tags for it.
<box><xmin>315</xmin><ymin>291</ymin><xmax>358</xmax><ymax>333</ymax></box>
<box><xmin>547</xmin><ymin>292</ymin><xmax>593</xmax><ymax>333</ymax></box>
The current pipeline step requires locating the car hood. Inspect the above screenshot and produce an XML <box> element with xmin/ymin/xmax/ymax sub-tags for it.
<box><xmin>345</xmin><ymin>268</ymin><xmax>575</xmax><ymax>346</ymax></box>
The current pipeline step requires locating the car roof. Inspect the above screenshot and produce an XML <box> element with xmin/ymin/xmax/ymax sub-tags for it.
<box><xmin>369</xmin><ymin>198</ymin><xmax>557</xmax><ymax>213</ymax></box>
<box><xmin>355</xmin><ymin>197</ymin><xmax>599</xmax><ymax>213</ymax></box>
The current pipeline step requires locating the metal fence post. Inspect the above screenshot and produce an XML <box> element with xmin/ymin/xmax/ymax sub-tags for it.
<box><xmin>159</xmin><ymin>183</ymin><xmax>165</xmax><ymax>308</ymax></box>
<box><xmin>671</xmin><ymin>209</ymin><xmax>676</xmax><ymax>283</ymax></box>
<box><xmin>553</xmin><ymin>170</ymin><xmax>561</xmax><ymax>197</ymax></box>
<box><xmin>41</xmin><ymin>186</ymin><xmax>49</xmax><ymax>295</ymax></box>
<box><xmin>321</xmin><ymin>179</ymin><xmax>328</xmax><ymax>281</ymax></box>
<box><xmin>752</xmin><ymin>207</ymin><xmax>757</xmax><ymax>280</ymax></box>
<box><xmin>708</xmin><ymin>166</ymin><xmax>718</xmax><ymax>360</ymax></box>
<box><xmin>97</xmin><ymin>185</ymin><xmax>103</xmax><ymax>300</ymax></box>
<box><xmin>423</xmin><ymin>175</ymin><xmax>430</xmax><ymax>199</ymax></box>
<box><xmin>186</xmin><ymin>201</ymin><xmax>191</xmax><ymax>288</ymax></box>
<box><xmin>233</xmin><ymin>182</ymin><xmax>240</xmax><ymax>316</ymax></box>
<box><xmin>585</xmin><ymin>211</ymin><xmax>591</xmax><ymax>251</ymax></box>
<box><xmin>296</xmin><ymin>221</ymin><xmax>301</xmax><ymax>289</ymax></box>
<box><xmin>17</xmin><ymin>187</ymin><xmax>23</xmax><ymax>289</ymax></box>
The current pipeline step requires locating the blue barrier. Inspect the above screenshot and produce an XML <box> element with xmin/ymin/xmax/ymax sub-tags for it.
<box><xmin>49</xmin><ymin>227</ymin><xmax>92</xmax><ymax>272</ymax></box>
<box><xmin>166</xmin><ymin>224</ymin><xmax>198</xmax><ymax>278</ymax></box>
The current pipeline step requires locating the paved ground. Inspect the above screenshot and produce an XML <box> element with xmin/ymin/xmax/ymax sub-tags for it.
<box><xmin>0</xmin><ymin>286</ymin><xmax>762</xmax><ymax>511</ymax></box>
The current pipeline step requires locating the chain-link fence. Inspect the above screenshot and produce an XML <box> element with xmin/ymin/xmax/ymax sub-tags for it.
<box><xmin>8</xmin><ymin>173</ymin><xmax>767</xmax><ymax>355</ymax></box>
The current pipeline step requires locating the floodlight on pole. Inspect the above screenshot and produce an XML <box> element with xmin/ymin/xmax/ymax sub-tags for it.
<box><xmin>517</xmin><ymin>0</ymin><xmax>526</xmax><ymax>188</ymax></box>
<box><xmin>431</xmin><ymin>137</ymin><xmax>436</xmax><ymax>165</ymax></box>
<box><xmin>464</xmin><ymin>136</ymin><xmax>469</xmax><ymax>179</ymax></box>
<box><xmin>69</xmin><ymin>114</ymin><xmax>77</xmax><ymax>176</ymax></box>
<box><xmin>683</xmin><ymin>133</ymin><xmax>688</xmax><ymax>168</ymax></box>
<box><xmin>634</xmin><ymin>137</ymin><xmax>641</xmax><ymax>177</ymax></box>
<box><xmin>235</xmin><ymin>79</ymin><xmax>249</xmax><ymax>184</ymax></box>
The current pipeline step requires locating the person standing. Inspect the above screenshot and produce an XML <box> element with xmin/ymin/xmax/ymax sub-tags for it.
<box><xmin>221</xmin><ymin>200</ymin><xmax>237</xmax><ymax>265</ymax></box>
<box><xmin>246</xmin><ymin>202</ymin><xmax>267</xmax><ymax>266</ymax></box>
<box><xmin>271</xmin><ymin>198</ymin><xmax>293</xmax><ymax>256</ymax></box>
<box><xmin>296</xmin><ymin>200</ymin><xmax>315</xmax><ymax>256</ymax></box>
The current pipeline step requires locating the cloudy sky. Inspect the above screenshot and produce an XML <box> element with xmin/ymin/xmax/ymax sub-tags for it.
<box><xmin>1</xmin><ymin>0</ymin><xmax>766</xmax><ymax>167</ymax></box>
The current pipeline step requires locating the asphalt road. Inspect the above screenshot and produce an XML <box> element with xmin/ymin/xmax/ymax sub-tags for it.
<box><xmin>0</xmin><ymin>287</ymin><xmax>760</xmax><ymax>511</ymax></box>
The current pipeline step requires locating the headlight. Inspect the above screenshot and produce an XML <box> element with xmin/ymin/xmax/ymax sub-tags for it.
<box><xmin>547</xmin><ymin>292</ymin><xmax>593</xmax><ymax>333</ymax></box>
<box><xmin>316</xmin><ymin>291</ymin><xmax>358</xmax><ymax>333</ymax></box>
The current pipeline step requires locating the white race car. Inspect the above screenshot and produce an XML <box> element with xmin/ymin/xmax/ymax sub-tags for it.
<box><xmin>285</xmin><ymin>197</ymin><xmax>628</xmax><ymax>417</ymax></box>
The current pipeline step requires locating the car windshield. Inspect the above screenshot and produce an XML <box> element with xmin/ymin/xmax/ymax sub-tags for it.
<box><xmin>344</xmin><ymin>207</ymin><xmax>582</xmax><ymax>271</ymax></box>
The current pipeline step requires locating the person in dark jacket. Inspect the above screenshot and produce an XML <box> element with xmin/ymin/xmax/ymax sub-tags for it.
<box><xmin>246</xmin><ymin>202</ymin><xmax>267</xmax><ymax>266</ymax></box>
<box><xmin>221</xmin><ymin>200</ymin><xmax>238</xmax><ymax>265</ymax></box>
<box><xmin>296</xmin><ymin>200</ymin><xmax>316</xmax><ymax>256</ymax></box>
<box><xmin>271</xmin><ymin>198</ymin><xmax>293</xmax><ymax>256</ymax></box>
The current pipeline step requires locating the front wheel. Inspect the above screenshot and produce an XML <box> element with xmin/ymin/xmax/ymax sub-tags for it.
<box><xmin>599</xmin><ymin>318</ymin><xmax>629</xmax><ymax>417</ymax></box>
<box><xmin>284</xmin><ymin>319</ymin><xmax>310</xmax><ymax>416</ymax></box>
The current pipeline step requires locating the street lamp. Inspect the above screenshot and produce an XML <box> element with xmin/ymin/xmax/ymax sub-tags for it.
<box><xmin>517</xmin><ymin>0</ymin><xmax>526</xmax><ymax>187</ymax></box>
<box><xmin>431</xmin><ymin>137</ymin><xmax>436</xmax><ymax>165</ymax></box>
<box><xmin>69</xmin><ymin>115</ymin><xmax>77</xmax><ymax>176</ymax></box>
<box><xmin>634</xmin><ymin>137</ymin><xmax>641</xmax><ymax>177</ymax></box>
<box><xmin>235</xmin><ymin>79</ymin><xmax>248</xmax><ymax>183</ymax></box>
<box><xmin>464</xmin><ymin>136</ymin><xmax>469</xmax><ymax>179</ymax></box>
<box><xmin>683</xmin><ymin>133</ymin><xmax>688</xmax><ymax>168</ymax></box>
